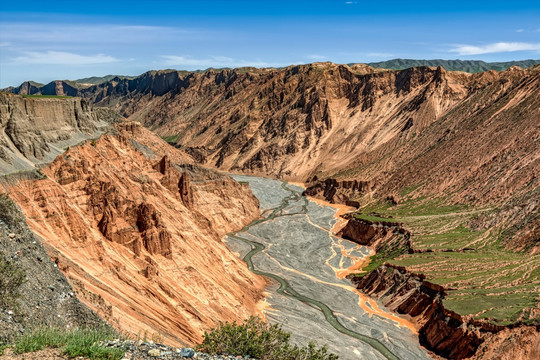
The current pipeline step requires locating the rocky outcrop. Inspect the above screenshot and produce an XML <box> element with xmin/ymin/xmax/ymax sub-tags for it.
<box><xmin>135</xmin><ymin>202</ymin><xmax>172</xmax><ymax>258</ymax></box>
<box><xmin>153</xmin><ymin>155</ymin><xmax>194</xmax><ymax>208</ymax></box>
<box><xmin>4</xmin><ymin>124</ymin><xmax>264</xmax><ymax>346</ymax></box>
<box><xmin>337</xmin><ymin>217</ymin><xmax>410</xmax><ymax>251</ymax></box>
<box><xmin>351</xmin><ymin>265</ymin><xmax>540</xmax><ymax>359</ymax></box>
<box><xmin>304</xmin><ymin>178</ymin><xmax>374</xmax><ymax>203</ymax></box>
<box><xmin>0</xmin><ymin>92</ymin><xmax>113</xmax><ymax>175</ymax></box>
<box><xmin>178</xmin><ymin>172</ymin><xmax>194</xmax><ymax>208</ymax></box>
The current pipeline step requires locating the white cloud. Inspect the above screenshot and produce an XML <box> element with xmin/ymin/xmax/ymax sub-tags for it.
<box><xmin>305</xmin><ymin>54</ymin><xmax>327</xmax><ymax>60</ymax></box>
<box><xmin>450</xmin><ymin>42</ymin><xmax>540</xmax><ymax>55</ymax></box>
<box><xmin>366</xmin><ymin>52</ymin><xmax>395</xmax><ymax>58</ymax></box>
<box><xmin>0</xmin><ymin>22</ymin><xmax>209</xmax><ymax>46</ymax></box>
<box><xmin>516</xmin><ymin>29</ymin><xmax>524</xmax><ymax>33</ymax></box>
<box><xmin>345</xmin><ymin>1</ymin><xmax>358</xmax><ymax>4</ymax></box>
<box><xmin>160</xmin><ymin>55</ymin><xmax>272</xmax><ymax>68</ymax></box>
<box><xmin>13</xmin><ymin>51</ymin><xmax>119</xmax><ymax>65</ymax></box>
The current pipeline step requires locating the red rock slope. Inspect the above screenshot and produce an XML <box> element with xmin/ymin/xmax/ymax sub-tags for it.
<box><xmin>5</xmin><ymin>122</ymin><xmax>265</xmax><ymax>346</ymax></box>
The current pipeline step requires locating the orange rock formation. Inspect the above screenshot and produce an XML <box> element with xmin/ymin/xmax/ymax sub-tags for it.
<box><xmin>5</xmin><ymin>123</ymin><xmax>265</xmax><ymax>345</ymax></box>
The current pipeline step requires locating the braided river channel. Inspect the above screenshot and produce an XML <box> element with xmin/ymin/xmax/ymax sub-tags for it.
<box><xmin>224</xmin><ymin>175</ymin><xmax>431</xmax><ymax>360</ymax></box>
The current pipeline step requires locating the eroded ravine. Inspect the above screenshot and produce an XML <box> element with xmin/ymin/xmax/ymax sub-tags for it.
<box><xmin>225</xmin><ymin>176</ymin><xmax>431</xmax><ymax>360</ymax></box>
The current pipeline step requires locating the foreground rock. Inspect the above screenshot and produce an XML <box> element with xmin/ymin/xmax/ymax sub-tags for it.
<box><xmin>2</xmin><ymin>343</ymin><xmax>255</xmax><ymax>360</ymax></box>
<box><xmin>100</xmin><ymin>340</ymin><xmax>254</xmax><ymax>360</ymax></box>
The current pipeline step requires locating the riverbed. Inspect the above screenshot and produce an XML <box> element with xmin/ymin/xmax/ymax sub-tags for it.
<box><xmin>224</xmin><ymin>175</ymin><xmax>431</xmax><ymax>360</ymax></box>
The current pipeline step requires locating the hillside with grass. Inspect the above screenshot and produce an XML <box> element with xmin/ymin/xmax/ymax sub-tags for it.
<box><xmin>364</xmin><ymin>58</ymin><xmax>540</xmax><ymax>72</ymax></box>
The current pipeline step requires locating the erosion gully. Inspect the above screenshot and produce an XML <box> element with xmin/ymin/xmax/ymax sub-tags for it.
<box><xmin>225</xmin><ymin>175</ymin><xmax>431</xmax><ymax>360</ymax></box>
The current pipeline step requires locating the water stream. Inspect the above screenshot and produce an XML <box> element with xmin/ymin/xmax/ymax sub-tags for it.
<box><xmin>225</xmin><ymin>175</ymin><xmax>431</xmax><ymax>360</ymax></box>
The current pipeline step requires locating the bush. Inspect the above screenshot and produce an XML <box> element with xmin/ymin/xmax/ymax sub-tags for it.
<box><xmin>0</xmin><ymin>193</ymin><xmax>23</xmax><ymax>229</ymax></box>
<box><xmin>196</xmin><ymin>316</ymin><xmax>338</xmax><ymax>360</ymax></box>
<box><xmin>14</xmin><ymin>327</ymin><xmax>124</xmax><ymax>360</ymax></box>
<box><xmin>0</xmin><ymin>256</ymin><xmax>25</xmax><ymax>309</ymax></box>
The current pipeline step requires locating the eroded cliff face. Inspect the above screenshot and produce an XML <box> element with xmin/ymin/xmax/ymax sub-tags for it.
<box><xmin>0</xmin><ymin>92</ymin><xmax>111</xmax><ymax>175</ymax></box>
<box><xmin>5</xmin><ymin>64</ymin><xmax>471</xmax><ymax>180</ymax></box>
<box><xmin>304</xmin><ymin>66</ymin><xmax>540</xmax><ymax>253</ymax></box>
<box><xmin>352</xmin><ymin>265</ymin><xmax>540</xmax><ymax>360</ymax></box>
<box><xmin>4</xmin><ymin>123</ymin><xmax>265</xmax><ymax>345</ymax></box>
<box><xmin>337</xmin><ymin>217</ymin><xmax>410</xmax><ymax>251</ymax></box>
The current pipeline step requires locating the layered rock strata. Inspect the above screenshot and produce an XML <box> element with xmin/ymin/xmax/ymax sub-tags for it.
<box><xmin>4</xmin><ymin>124</ymin><xmax>265</xmax><ymax>346</ymax></box>
<box><xmin>352</xmin><ymin>265</ymin><xmax>540</xmax><ymax>360</ymax></box>
<box><xmin>0</xmin><ymin>92</ymin><xmax>112</xmax><ymax>174</ymax></box>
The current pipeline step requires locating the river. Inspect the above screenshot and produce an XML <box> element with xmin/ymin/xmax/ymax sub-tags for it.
<box><xmin>224</xmin><ymin>175</ymin><xmax>431</xmax><ymax>360</ymax></box>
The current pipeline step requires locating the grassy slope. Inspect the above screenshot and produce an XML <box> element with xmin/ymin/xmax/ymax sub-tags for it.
<box><xmin>363</xmin><ymin>59</ymin><xmax>540</xmax><ymax>73</ymax></box>
<box><xmin>10</xmin><ymin>327</ymin><xmax>123</xmax><ymax>359</ymax></box>
<box><xmin>351</xmin><ymin>193</ymin><xmax>539</xmax><ymax>325</ymax></box>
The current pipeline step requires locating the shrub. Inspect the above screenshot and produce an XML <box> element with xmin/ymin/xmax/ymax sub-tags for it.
<box><xmin>0</xmin><ymin>256</ymin><xmax>26</xmax><ymax>309</ymax></box>
<box><xmin>197</xmin><ymin>316</ymin><xmax>338</xmax><ymax>360</ymax></box>
<box><xmin>14</xmin><ymin>327</ymin><xmax>123</xmax><ymax>360</ymax></box>
<box><xmin>0</xmin><ymin>193</ymin><xmax>23</xmax><ymax>229</ymax></box>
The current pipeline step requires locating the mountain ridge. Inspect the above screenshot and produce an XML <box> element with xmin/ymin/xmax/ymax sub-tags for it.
<box><xmin>5</xmin><ymin>59</ymin><xmax>540</xmax><ymax>95</ymax></box>
<box><xmin>364</xmin><ymin>58</ymin><xmax>540</xmax><ymax>72</ymax></box>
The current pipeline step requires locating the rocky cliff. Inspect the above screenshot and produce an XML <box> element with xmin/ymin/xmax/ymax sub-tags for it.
<box><xmin>338</xmin><ymin>214</ymin><xmax>539</xmax><ymax>359</ymax></box>
<box><xmin>352</xmin><ymin>265</ymin><xmax>540</xmax><ymax>360</ymax></box>
<box><xmin>3</xmin><ymin>122</ymin><xmax>265</xmax><ymax>346</ymax></box>
<box><xmin>0</xmin><ymin>92</ymin><xmax>112</xmax><ymax>175</ymax></box>
<box><xmin>4</xmin><ymin>64</ymin><xmax>470</xmax><ymax>179</ymax></box>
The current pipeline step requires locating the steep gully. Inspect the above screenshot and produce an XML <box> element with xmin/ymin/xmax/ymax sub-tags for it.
<box><xmin>225</xmin><ymin>175</ymin><xmax>430</xmax><ymax>360</ymax></box>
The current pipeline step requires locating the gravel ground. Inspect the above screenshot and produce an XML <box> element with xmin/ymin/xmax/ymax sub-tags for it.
<box><xmin>101</xmin><ymin>339</ymin><xmax>254</xmax><ymax>359</ymax></box>
<box><xmin>1</xmin><ymin>340</ymin><xmax>255</xmax><ymax>360</ymax></box>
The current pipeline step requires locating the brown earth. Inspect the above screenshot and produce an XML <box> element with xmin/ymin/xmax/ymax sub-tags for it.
<box><xmin>4</xmin><ymin>122</ymin><xmax>265</xmax><ymax>346</ymax></box>
<box><xmin>341</xmin><ymin>216</ymin><xmax>539</xmax><ymax>359</ymax></box>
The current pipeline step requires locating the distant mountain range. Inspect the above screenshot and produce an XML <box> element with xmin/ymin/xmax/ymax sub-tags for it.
<box><xmin>74</xmin><ymin>74</ymin><xmax>137</xmax><ymax>85</ymax></box>
<box><xmin>363</xmin><ymin>58</ymin><xmax>540</xmax><ymax>73</ymax></box>
<box><xmin>5</xmin><ymin>59</ymin><xmax>540</xmax><ymax>91</ymax></box>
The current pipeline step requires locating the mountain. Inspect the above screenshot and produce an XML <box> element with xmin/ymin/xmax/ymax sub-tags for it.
<box><xmin>74</xmin><ymin>75</ymin><xmax>137</xmax><ymax>85</ymax></box>
<box><xmin>2</xmin><ymin>63</ymin><xmax>539</xmax><ymax>357</ymax></box>
<box><xmin>1</xmin><ymin>94</ymin><xmax>265</xmax><ymax>345</ymax></box>
<box><xmin>364</xmin><ymin>58</ymin><xmax>540</xmax><ymax>73</ymax></box>
<box><xmin>6</xmin><ymin>65</ymin><xmax>537</xmax><ymax>254</ymax></box>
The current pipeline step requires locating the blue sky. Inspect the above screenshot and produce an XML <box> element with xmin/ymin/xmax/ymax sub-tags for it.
<box><xmin>1</xmin><ymin>0</ymin><xmax>539</xmax><ymax>87</ymax></box>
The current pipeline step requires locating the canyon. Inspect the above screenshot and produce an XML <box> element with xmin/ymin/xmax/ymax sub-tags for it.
<box><xmin>2</xmin><ymin>61</ymin><xmax>539</xmax><ymax>359</ymax></box>
<box><xmin>0</xmin><ymin>94</ymin><xmax>266</xmax><ymax>345</ymax></box>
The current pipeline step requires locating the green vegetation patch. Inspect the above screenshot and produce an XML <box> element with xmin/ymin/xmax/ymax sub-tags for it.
<box><xmin>161</xmin><ymin>134</ymin><xmax>180</xmax><ymax>144</ymax></box>
<box><xmin>197</xmin><ymin>316</ymin><xmax>338</xmax><ymax>360</ymax></box>
<box><xmin>349</xmin><ymin>195</ymin><xmax>539</xmax><ymax>325</ymax></box>
<box><xmin>0</xmin><ymin>193</ymin><xmax>23</xmax><ymax>229</ymax></box>
<box><xmin>352</xmin><ymin>213</ymin><xmax>390</xmax><ymax>223</ymax></box>
<box><xmin>353</xmin><ymin>236</ymin><xmax>409</xmax><ymax>278</ymax></box>
<box><xmin>13</xmin><ymin>327</ymin><xmax>123</xmax><ymax>360</ymax></box>
<box><xmin>0</xmin><ymin>256</ymin><xmax>26</xmax><ymax>309</ymax></box>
